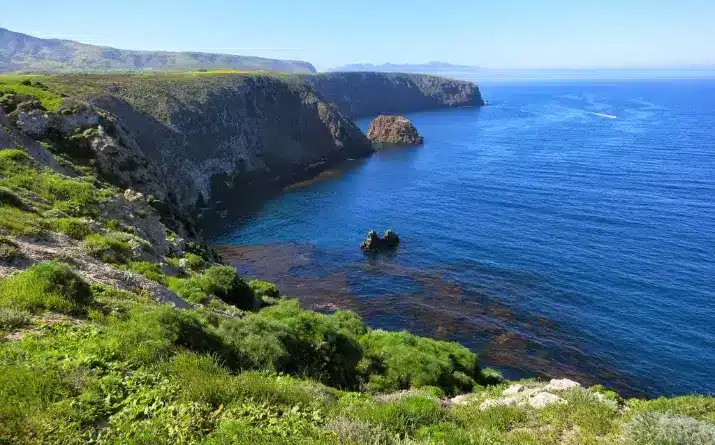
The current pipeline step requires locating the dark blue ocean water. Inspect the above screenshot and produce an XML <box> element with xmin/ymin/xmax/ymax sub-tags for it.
<box><xmin>206</xmin><ymin>79</ymin><xmax>715</xmax><ymax>397</ymax></box>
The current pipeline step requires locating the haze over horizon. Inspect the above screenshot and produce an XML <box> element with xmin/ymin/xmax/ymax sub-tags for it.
<box><xmin>2</xmin><ymin>0</ymin><xmax>714</xmax><ymax>72</ymax></box>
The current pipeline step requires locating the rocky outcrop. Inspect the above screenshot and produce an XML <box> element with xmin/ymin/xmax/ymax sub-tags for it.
<box><xmin>366</xmin><ymin>115</ymin><xmax>423</xmax><ymax>145</ymax></box>
<box><xmin>26</xmin><ymin>74</ymin><xmax>373</xmax><ymax>217</ymax></box>
<box><xmin>360</xmin><ymin>230</ymin><xmax>400</xmax><ymax>251</ymax></box>
<box><xmin>304</xmin><ymin>72</ymin><xmax>485</xmax><ymax>118</ymax></box>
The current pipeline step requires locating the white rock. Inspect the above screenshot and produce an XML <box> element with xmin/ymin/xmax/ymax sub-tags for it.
<box><xmin>479</xmin><ymin>398</ymin><xmax>517</xmax><ymax>410</ymax></box>
<box><xmin>450</xmin><ymin>394</ymin><xmax>477</xmax><ymax>406</ymax></box>
<box><xmin>502</xmin><ymin>384</ymin><xmax>524</xmax><ymax>396</ymax></box>
<box><xmin>544</xmin><ymin>379</ymin><xmax>581</xmax><ymax>392</ymax></box>
<box><xmin>528</xmin><ymin>392</ymin><xmax>566</xmax><ymax>409</ymax></box>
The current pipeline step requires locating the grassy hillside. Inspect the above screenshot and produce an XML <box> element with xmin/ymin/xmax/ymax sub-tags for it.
<box><xmin>0</xmin><ymin>74</ymin><xmax>713</xmax><ymax>444</ymax></box>
<box><xmin>0</xmin><ymin>27</ymin><xmax>316</xmax><ymax>74</ymax></box>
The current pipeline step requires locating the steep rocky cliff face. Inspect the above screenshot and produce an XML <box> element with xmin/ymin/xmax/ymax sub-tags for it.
<box><xmin>304</xmin><ymin>72</ymin><xmax>485</xmax><ymax>118</ymax></box>
<box><xmin>2</xmin><ymin>71</ymin><xmax>482</xmax><ymax>221</ymax></box>
<box><xmin>10</xmin><ymin>74</ymin><xmax>373</xmax><ymax>215</ymax></box>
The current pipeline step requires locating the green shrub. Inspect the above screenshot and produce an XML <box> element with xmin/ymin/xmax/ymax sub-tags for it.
<box><xmin>50</xmin><ymin>217</ymin><xmax>93</xmax><ymax>240</ymax></box>
<box><xmin>0</xmin><ymin>148</ymin><xmax>111</xmax><ymax>217</ymax></box>
<box><xmin>628</xmin><ymin>395</ymin><xmax>715</xmax><ymax>423</ymax></box>
<box><xmin>182</xmin><ymin>252</ymin><xmax>205</xmax><ymax>271</ymax></box>
<box><xmin>130</xmin><ymin>261</ymin><xmax>168</xmax><ymax>285</ymax></box>
<box><xmin>90</xmin><ymin>307</ymin><xmax>228</xmax><ymax>366</ymax></box>
<box><xmin>538</xmin><ymin>389</ymin><xmax>618</xmax><ymax>436</ymax></box>
<box><xmin>0</xmin><ymin>186</ymin><xmax>25</xmax><ymax>208</ymax></box>
<box><xmin>82</xmin><ymin>233</ymin><xmax>132</xmax><ymax>263</ymax></box>
<box><xmin>0</xmin><ymin>205</ymin><xmax>48</xmax><ymax>238</ymax></box>
<box><xmin>343</xmin><ymin>395</ymin><xmax>445</xmax><ymax>437</ymax></box>
<box><xmin>198</xmin><ymin>266</ymin><xmax>257</xmax><ymax>310</ymax></box>
<box><xmin>358</xmin><ymin>329</ymin><xmax>480</xmax><ymax>395</ymax></box>
<box><xmin>0</xmin><ymin>237</ymin><xmax>24</xmax><ymax>263</ymax></box>
<box><xmin>215</xmin><ymin>300</ymin><xmax>364</xmax><ymax>388</ymax></box>
<box><xmin>0</xmin><ymin>261</ymin><xmax>92</xmax><ymax>314</ymax></box>
<box><xmin>0</xmin><ymin>365</ymin><xmax>77</xmax><ymax>441</ymax></box>
<box><xmin>0</xmin><ymin>307</ymin><xmax>31</xmax><ymax>330</ymax></box>
<box><xmin>249</xmin><ymin>279</ymin><xmax>280</xmax><ymax>301</ymax></box>
<box><xmin>623</xmin><ymin>412</ymin><xmax>715</xmax><ymax>445</ymax></box>
<box><xmin>168</xmin><ymin>276</ymin><xmax>211</xmax><ymax>304</ymax></box>
<box><xmin>257</xmin><ymin>300</ymin><xmax>365</xmax><ymax>387</ymax></box>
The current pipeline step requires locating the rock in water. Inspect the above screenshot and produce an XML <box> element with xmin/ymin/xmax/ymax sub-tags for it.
<box><xmin>360</xmin><ymin>230</ymin><xmax>400</xmax><ymax>251</ymax></box>
<box><xmin>366</xmin><ymin>115</ymin><xmax>424</xmax><ymax>145</ymax></box>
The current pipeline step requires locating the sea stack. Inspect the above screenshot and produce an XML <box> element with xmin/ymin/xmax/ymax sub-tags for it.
<box><xmin>366</xmin><ymin>115</ymin><xmax>424</xmax><ymax>145</ymax></box>
<box><xmin>360</xmin><ymin>230</ymin><xmax>400</xmax><ymax>251</ymax></box>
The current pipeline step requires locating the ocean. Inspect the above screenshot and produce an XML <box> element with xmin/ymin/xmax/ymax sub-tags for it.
<box><xmin>204</xmin><ymin>79</ymin><xmax>715</xmax><ymax>397</ymax></box>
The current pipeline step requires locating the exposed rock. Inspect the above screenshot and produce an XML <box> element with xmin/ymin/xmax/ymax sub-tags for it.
<box><xmin>360</xmin><ymin>230</ymin><xmax>400</xmax><ymax>251</ymax></box>
<box><xmin>14</xmin><ymin>109</ymin><xmax>50</xmax><ymax>138</ymax></box>
<box><xmin>544</xmin><ymin>378</ymin><xmax>581</xmax><ymax>392</ymax></box>
<box><xmin>83</xmin><ymin>75</ymin><xmax>373</xmax><ymax>212</ymax></box>
<box><xmin>304</xmin><ymin>72</ymin><xmax>485</xmax><ymax>118</ymax></box>
<box><xmin>528</xmin><ymin>392</ymin><xmax>565</xmax><ymax>409</ymax></box>
<box><xmin>366</xmin><ymin>115</ymin><xmax>424</xmax><ymax>145</ymax></box>
<box><xmin>100</xmin><ymin>191</ymin><xmax>181</xmax><ymax>258</ymax></box>
<box><xmin>502</xmin><ymin>384</ymin><xmax>524</xmax><ymax>396</ymax></box>
<box><xmin>479</xmin><ymin>398</ymin><xmax>517</xmax><ymax>410</ymax></box>
<box><xmin>450</xmin><ymin>393</ymin><xmax>479</xmax><ymax>406</ymax></box>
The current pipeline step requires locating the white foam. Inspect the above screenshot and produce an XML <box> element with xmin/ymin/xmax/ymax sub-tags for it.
<box><xmin>591</xmin><ymin>112</ymin><xmax>618</xmax><ymax>119</ymax></box>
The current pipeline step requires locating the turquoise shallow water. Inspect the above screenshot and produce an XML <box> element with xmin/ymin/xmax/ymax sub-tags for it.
<box><xmin>205</xmin><ymin>79</ymin><xmax>715</xmax><ymax>397</ymax></box>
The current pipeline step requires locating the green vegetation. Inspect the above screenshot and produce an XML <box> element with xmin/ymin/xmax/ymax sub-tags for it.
<box><xmin>0</xmin><ymin>148</ymin><xmax>113</xmax><ymax>217</ymax></box>
<box><xmin>0</xmin><ymin>77</ymin><xmax>65</xmax><ymax>112</ymax></box>
<box><xmin>0</xmin><ymin>71</ymin><xmax>711</xmax><ymax>443</ymax></box>
<box><xmin>49</xmin><ymin>217</ymin><xmax>93</xmax><ymax>240</ymax></box>
<box><xmin>0</xmin><ymin>261</ymin><xmax>92</xmax><ymax>314</ymax></box>
<box><xmin>82</xmin><ymin>232</ymin><xmax>133</xmax><ymax>263</ymax></box>
<box><xmin>249</xmin><ymin>279</ymin><xmax>280</xmax><ymax>300</ymax></box>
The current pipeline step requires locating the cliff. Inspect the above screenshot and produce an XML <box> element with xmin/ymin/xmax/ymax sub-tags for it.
<box><xmin>1</xmin><ymin>73</ymin><xmax>372</xmax><ymax>215</ymax></box>
<box><xmin>304</xmin><ymin>71</ymin><xmax>485</xmax><ymax>117</ymax></box>
<box><xmin>0</xmin><ymin>27</ymin><xmax>316</xmax><ymax>74</ymax></box>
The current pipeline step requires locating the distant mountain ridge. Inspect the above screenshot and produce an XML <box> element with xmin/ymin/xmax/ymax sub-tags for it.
<box><xmin>0</xmin><ymin>27</ymin><xmax>316</xmax><ymax>74</ymax></box>
<box><xmin>331</xmin><ymin>61</ymin><xmax>715</xmax><ymax>81</ymax></box>
<box><xmin>331</xmin><ymin>61</ymin><xmax>486</xmax><ymax>75</ymax></box>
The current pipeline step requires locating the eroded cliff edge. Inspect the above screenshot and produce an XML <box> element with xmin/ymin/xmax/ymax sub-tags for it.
<box><xmin>2</xmin><ymin>71</ymin><xmax>485</xmax><ymax>221</ymax></box>
<box><xmin>304</xmin><ymin>72</ymin><xmax>485</xmax><ymax>118</ymax></box>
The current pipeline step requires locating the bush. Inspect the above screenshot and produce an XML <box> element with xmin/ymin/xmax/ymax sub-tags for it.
<box><xmin>342</xmin><ymin>395</ymin><xmax>445</xmax><ymax>437</ymax></box>
<box><xmin>623</xmin><ymin>412</ymin><xmax>715</xmax><ymax>445</ymax></box>
<box><xmin>358</xmin><ymin>330</ymin><xmax>480</xmax><ymax>395</ymax></box>
<box><xmin>0</xmin><ymin>237</ymin><xmax>24</xmax><ymax>263</ymax></box>
<box><xmin>168</xmin><ymin>276</ymin><xmax>211</xmax><ymax>304</ymax></box>
<box><xmin>0</xmin><ymin>261</ymin><xmax>92</xmax><ymax>314</ymax></box>
<box><xmin>50</xmin><ymin>217</ymin><xmax>92</xmax><ymax>240</ymax></box>
<box><xmin>82</xmin><ymin>233</ymin><xmax>132</xmax><ymax>263</ymax></box>
<box><xmin>0</xmin><ymin>307</ymin><xmax>31</xmax><ymax>330</ymax></box>
<box><xmin>91</xmin><ymin>307</ymin><xmax>228</xmax><ymax>366</ymax></box>
<box><xmin>197</xmin><ymin>266</ymin><xmax>257</xmax><ymax>310</ymax></box>
<box><xmin>0</xmin><ymin>186</ymin><xmax>25</xmax><ymax>208</ymax></box>
<box><xmin>130</xmin><ymin>261</ymin><xmax>168</xmax><ymax>285</ymax></box>
<box><xmin>628</xmin><ymin>395</ymin><xmax>715</xmax><ymax>423</ymax></box>
<box><xmin>182</xmin><ymin>252</ymin><xmax>205</xmax><ymax>271</ymax></box>
<box><xmin>215</xmin><ymin>300</ymin><xmax>365</xmax><ymax>388</ymax></box>
<box><xmin>249</xmin><ymin>279</ymin><xmax>280</xmax><ymax>301</ymax></box>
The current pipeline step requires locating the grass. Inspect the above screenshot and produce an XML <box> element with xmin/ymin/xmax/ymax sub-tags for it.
<box><xmin>82</xmin><ymin>232</ymin><xmax>133</xmax><ymax>263</ymax></box>
<box><xmin>0</xmin><ymin>77</ymin><xmax>65</xmax><ymax>112</ymax></box>
<box><xmin>0</xmin><ymin>148</ymin><xmax>114</xmax><ymax>217</ymax></box>
<box><xmin>0</xmin><ymin>261</ymin><xmax>92</xmax><ymax>314</ymax></box>
<box><xmin>50</xmin><ymin>217</ymin><xmax>93</xmax><ymax>240</ymax></box>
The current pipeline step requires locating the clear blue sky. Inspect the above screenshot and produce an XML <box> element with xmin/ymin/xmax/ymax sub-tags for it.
<box><xmin>2</xmin><ymin>0</ymin><xmax>714</xmax><ymax>70</ymax></box>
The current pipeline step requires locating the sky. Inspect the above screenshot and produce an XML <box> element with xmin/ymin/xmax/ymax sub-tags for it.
<box><xmin>2</xmin><ymin>0</ymin><xmax>714</xmax><ymax>70</ymax></box>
